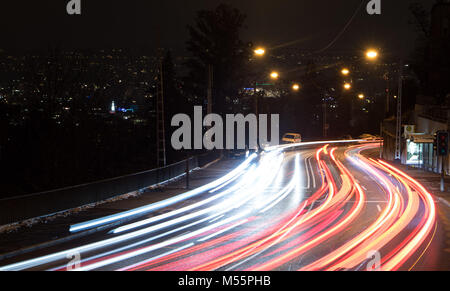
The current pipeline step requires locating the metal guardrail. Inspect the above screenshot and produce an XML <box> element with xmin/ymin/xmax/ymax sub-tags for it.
<box><xmin>0</xmin><ymin>151</ymin><xmax>221</xmax><ymax>226</ymax></box>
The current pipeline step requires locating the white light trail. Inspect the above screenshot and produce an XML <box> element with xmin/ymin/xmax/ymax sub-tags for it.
<box><xmin>69</xmin><ymin>154</ymin><xmax>257</xmax><ymax>233</ymax></box>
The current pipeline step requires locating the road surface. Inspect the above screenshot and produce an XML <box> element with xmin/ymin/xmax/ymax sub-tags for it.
<box><xmin>0</xmin><ymin>141</ymin><xmax>448</xmax><ymax>271</ymax></box>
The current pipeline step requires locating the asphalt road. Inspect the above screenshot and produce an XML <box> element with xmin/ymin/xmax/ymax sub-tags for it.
<box><xmin>0</xmin><ymin>142</ymin><xmax>448</xmax><ymax>271</ymax></box>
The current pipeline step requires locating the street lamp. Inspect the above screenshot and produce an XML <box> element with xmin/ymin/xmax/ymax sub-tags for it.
<box><xmin>366</xmin><ymin>49</ymin><xmax>378</xmax><ymax>60</ymax></box>
<box><xmin>252</xmin><ymin>47</ymin><xmax>266</xmax><ymax>119</ymax></box>
<box><xmin>344</xmin><ymin>83</ymin><xmax>352</xmax><ymax>90</ymax></box>
<box><xmin>254</xmin><ymin>48</ymin><xmax>266</xmax><ymax>57</ymax></box>
<box><xmin>270</xmin><ymin>71</ymin><xmax>279</xmax><ymax>80</ymax></box>
<box><xmin>358</xmin><ymin>93</ymin><xmax>365</xmax><ymax>99</ymax></box>
<box><xmin>292</xmin><ymin>84</ymin><xmax>301</xmax><ymax>91</ymax></box>
<box><xmin>341</xmin><ymin>68</ymin><xmax>350</xmax><ymax>76</ymax></box>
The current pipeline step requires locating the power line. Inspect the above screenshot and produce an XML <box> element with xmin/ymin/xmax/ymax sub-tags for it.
<box><xmin>313</xmin><ymin>0</ymin><xmax>365</xmax><ymax>54</ymax></box>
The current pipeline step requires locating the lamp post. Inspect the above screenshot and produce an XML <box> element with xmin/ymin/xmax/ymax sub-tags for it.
<box><xmin>363</xmin><ymin>49</ymin><xmax>403</xmax><ymax>161</ymax></box>
<box><xmin>253</xmin><ymin>47</ymin><xmax>266</xmax><ymax>117</ymax></box>
<box><xmin>292</xmin><ymin>83</ymin><xmax>301</xmax><ymax>91</ymax></box>
<box><xmin>366</xmin><ymin>49</ymin><xmax>404</xmax><ymax>161</ymax></box>
<box><xmin>395</xmin><ymin>60</ymin><xmax>404</xmax><ymax>161</ymax></box>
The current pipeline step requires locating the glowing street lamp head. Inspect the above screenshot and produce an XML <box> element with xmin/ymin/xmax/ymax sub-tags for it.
<box><xmin>270</xmin><ymin>71</ymin><xmax>279</xmax><ymax>80</ymax></box>
<box><xmin>254</xmin><ymin>48</ymin><xmax>266</xmax><ymax>57</ymax></box>
<box><xmin>292</xmin><ymin>84</ymin><xmax>300</xmax><ymax>91</ymax></box>
<box><xmin>366</xmin><ymin>50</ymin><xmax>378</xmax><ymax>60</ymax></box>
<box><xmin>344</xmin><ymin>83</ymin><xmax>352</xmax><ymax>90</ymax></box>
<box><xmin>341</xmin><ymin>68</ymin><xmax>350</xmax><ymax>76</ymax></box>
<box><xmin>358</xmin><ymin>93</ymin><xmax>365</xmax><ymax>99</ymax></box>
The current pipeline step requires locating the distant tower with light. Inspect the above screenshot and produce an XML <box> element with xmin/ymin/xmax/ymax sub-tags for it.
<box><xmin>110</xmin><ymin>101</ymin><xmax>116</xmax><ymax>114</ymax></box>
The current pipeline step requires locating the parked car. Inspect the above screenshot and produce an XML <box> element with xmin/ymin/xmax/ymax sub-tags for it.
<box><xmin>281</xmin><ymin>133</ymin><xmax>302</xmax><ymax>144</ymax></box>
<box><xmin>340</xmin><ymin>135</ymin><xmax>353</xmax><ymax>140</ymax></box>
<box><xmin>359</xmin><ymin>133</ymin><xmax>379</xmax><ymax>141</ymax></box>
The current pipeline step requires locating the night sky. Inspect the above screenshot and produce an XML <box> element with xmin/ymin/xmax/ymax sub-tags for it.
<box><xmin>0</xmin><ymin>0</ymin><xmax>434</xmax><ymax>56</ymax></box>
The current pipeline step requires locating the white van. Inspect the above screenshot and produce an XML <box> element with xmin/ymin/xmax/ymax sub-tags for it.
<box><xmin>281</xmin><ymin>133</ymin><xmax>302</xmax><ymax>144</ymax></box>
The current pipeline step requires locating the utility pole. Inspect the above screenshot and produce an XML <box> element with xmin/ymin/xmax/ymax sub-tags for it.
<box><xmin>207</xmin><ymin>64</ymin><xmax>213</xmax><ymax>115</ymax></box>
<box><xmin>254</xmin><ymin>81</ymin><xmax>260</xmax><ymax>150</ymax></box>
<box><xmin>394</xmin><ymin>61</ymin><xmax>403</xmax><ymax>161</ymax></box>
<box><xmin>203</xmin><ymin>64</ymin><xmax>214</xmax><ymax>150</ymax></box>
<box><xmin>436</xmin><ymin>131</ymin><xmax>448</xmax><ymax>192</ymax></box>
<box><xmin>156</xmin><ymin>57</ymin><xmax>167</xmax><ymax>167</ymax></box>
<box><xmin>254</xmin><ymin>81</ymin><xmax>259</xmax><ymax>117</ymax></box>
<box><xmin>323</xmin><ymin>101</ymin><xmax>328</xmax><ymax>138</ymax></box>
<box><xmin>380</xmin><ymin>122</ymin><xmax>383</xmax><ymax>159</ymax></box>
<box><xmin>384</xmin><ymin>72</ymin><xmax>390</xmax><ymax>115</ymax></box>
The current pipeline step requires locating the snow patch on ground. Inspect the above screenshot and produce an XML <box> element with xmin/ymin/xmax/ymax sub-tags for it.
<box><xmin>0</xmin><ymin>190</ymin><xmax>143</xmax><ymax>234</ymax></box>
<box><xmin>0</xmin><ymin>167</ymin><xmax>202</xmax><ymax>234</ymax></box>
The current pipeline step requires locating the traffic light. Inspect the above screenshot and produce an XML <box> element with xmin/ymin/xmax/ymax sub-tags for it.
<box><xmin>436</xmin><ymin>131</ymin><xmax>449</xmax><ymax>156</ymax></box>
<box><xmin>433</xmin><ymin>134</ymin><xmax>438</xmax><ymax>152</ymax></box>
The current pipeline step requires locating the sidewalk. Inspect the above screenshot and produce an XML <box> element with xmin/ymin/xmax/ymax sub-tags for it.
<box><xmin>0</xmin><ymin>158</ymin><xmax>242</xmax><ymax>256</ymax></box>
<box><xmin>365</xmin><ymin>149</ymin><xmax>450</xmax><ymax>203</ymax></box>
<box><xmin>365</xmin><ymin>148</ymin><xmax>450</xmax><ymax>270</ymax></box>
<box><xmin>388</xmin><ymin>162</ymin><xmax>450</xmax><ymax>228</ymax></box>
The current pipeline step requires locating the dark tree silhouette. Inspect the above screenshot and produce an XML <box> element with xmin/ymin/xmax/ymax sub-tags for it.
<box><xmin>162</xmin><ymin>50</ymin><xmax>187</xmax><ymax>163</ymax></box>
<box><xmin>184</xmin><ymin>3</ymin><xmax>251</xmax><ymax>115</ymax></box>
<box><xmin>409</xmin><ymin>1</ymin><xmax>450</xmax><ymax>105</ymax></box>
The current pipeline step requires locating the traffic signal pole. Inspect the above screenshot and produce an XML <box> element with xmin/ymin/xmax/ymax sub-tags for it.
<box><xmin>436</xmin><ymin>130</ymin><xmax>448</xmax><ymax>192</ymax></box>
<box><xmin>394</xmin><ymin>61</ymin><xmax>403</xmax><ymax>161</ymax></box>
<box><xmin>441</xmin><ymin>156</ymin><xmax>445</xmax><ymax>192</ymax></box>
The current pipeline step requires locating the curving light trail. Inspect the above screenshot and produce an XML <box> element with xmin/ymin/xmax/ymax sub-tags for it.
<box><xmin>0</xmin><ymin>141</ymin><xmax>437</xmax><ymax>271</ymax></box>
